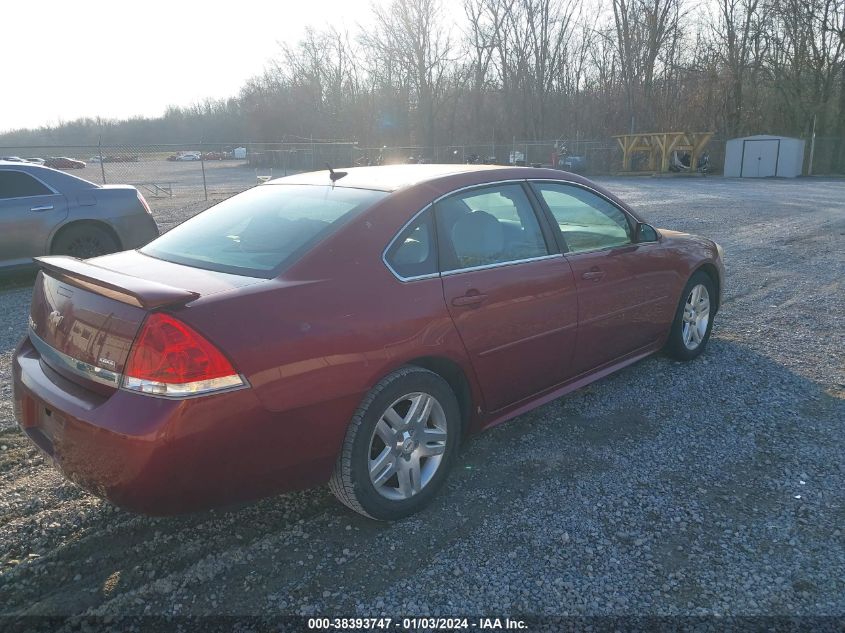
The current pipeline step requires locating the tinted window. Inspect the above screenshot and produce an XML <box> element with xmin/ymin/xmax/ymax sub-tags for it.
<box><xmin>385</xmin><ymin>209</ymin><xmax>437</xmax><ymax>279</ymax></box>
<box><xmin>436</xmin><ymin>184</ymin><xmax>549</xmax><ymax>271</ymax></box>
<box><xmin>0</xmin><ymin>171</ymin><xmax>53</xmax><ymax>199</ymax></box>
<box><xmin>142</xmin><ymin>184</ymin><xmax>388</xmax><ymax>277</ymax></box>
<box><xmin>532</xmin><ymin>183</ymin><xmax>632</xmax><ymax>253</ymax></box>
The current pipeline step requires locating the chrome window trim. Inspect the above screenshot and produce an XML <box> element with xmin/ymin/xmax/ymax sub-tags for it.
<box><xmin>29</xmin><ymin>328</ymin><xmax>121</xmax><ymax>387</ymax></box>
<box><xmin>0</xmin><ymin>168</ymin><xmax>60</xmax><ymax>200</ymax></box>
<box><xmin>441</xmin><ymin>253</ymin><xmax>563</xmax><ymax>276</ymax></box>
<box><xmin>382</xmin><ymin>178</ymin><xmax>548</xmax><ymax>282</ymax></box>
<box><xmin>382</xmin><ymin>203</ymin><xmax>439</xmax><ymax>282</ymax></box>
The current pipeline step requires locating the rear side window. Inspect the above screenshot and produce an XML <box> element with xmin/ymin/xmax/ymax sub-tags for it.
<box><xmin>435</xmin><ymin>184</ymin><xmax>549</xmax><ymax>271</ymax></box>
<box><xmin>142</xmin><ymin>184</ymin><xmax>388</xmax><ymax>277</ymax></box>
<box><xmin>385</xmin><ymin>209</ymin><xmax>438</xmax><ymax>279</ymax></box>
<box><xmin>0</xmin><ymin>171</ymin><xmax>53</xmax><ymax>199</ymax></box>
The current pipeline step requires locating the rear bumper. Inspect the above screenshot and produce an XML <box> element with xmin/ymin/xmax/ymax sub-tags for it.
<box><xmin>12</xmin><ymin>336</ymin><xmax>344</xmax><ymax>515</ymax></box>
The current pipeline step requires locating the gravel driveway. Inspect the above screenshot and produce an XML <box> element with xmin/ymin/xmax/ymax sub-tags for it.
<box><xmin>0</xmin><ymin>177</ymin><xmax>843</xmax><ymax>620</ymax></box>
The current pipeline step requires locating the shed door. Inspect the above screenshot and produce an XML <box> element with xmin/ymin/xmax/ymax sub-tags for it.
<box><xmin>741</xmin><ymin>139</ymin><xmax>779</xmax><ymax>177</ymax></box>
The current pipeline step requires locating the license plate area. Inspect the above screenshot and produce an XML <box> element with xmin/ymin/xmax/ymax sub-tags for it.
<box><xmin>19</xmin><ymin>396</ymin><xmax>62</xmax><ymax>458</ymax></box>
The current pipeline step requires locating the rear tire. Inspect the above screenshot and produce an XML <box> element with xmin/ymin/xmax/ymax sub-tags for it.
<box><xmin>51</xmin><ymin>224</ymin><xmax>120</xmax><ymax>259</ymax></box>
<box><xmin>329</xmin><ymin>366</ymin><xmax>460</xmax><ymax>520</ymax></box>
<box><xmin>665</xmin><ymin>271</ymin><xmax>716</xmax><ymax>361</ymax></box>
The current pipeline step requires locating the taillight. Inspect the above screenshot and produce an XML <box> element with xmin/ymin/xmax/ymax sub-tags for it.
<box><xmin>122</xmin><ymin>313</ymin><xmax>245</xmax><ymax>397</ymax></box>
<box><xmin>137</xmin><ymin>191</ymin><xmax>153</xmax><ymax>215</ymax></box>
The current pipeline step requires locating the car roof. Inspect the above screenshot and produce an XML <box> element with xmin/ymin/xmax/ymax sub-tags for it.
<box><xmin>266</xmin><ymin>164</ymin><xmax>533</xmax><ymax>192</ymax></box>
<box><xmin>0</xmin><ymin>160</ymin><xmax>98</xmax><ymax>191</ymax></box>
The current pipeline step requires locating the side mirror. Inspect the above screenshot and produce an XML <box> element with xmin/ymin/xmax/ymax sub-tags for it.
<box><xmin>636</xmin><ymin>222</ymin><xmax>659</xmax><ymax>243</ymax></box>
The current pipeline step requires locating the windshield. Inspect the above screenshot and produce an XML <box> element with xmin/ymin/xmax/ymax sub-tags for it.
<box><xmin>142</xmin><ymin>184</ymin><xmax>388</xmax><ymax>277</ymax></box>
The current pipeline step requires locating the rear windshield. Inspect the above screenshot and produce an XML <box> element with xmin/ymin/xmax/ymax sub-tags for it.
<box><xmin>142</xmin><ymin>184</ymin><xmax>387</xmax><ymax>277</ymax></box>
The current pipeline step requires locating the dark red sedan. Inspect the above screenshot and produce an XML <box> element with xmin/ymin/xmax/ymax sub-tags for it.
<box><xmin>43</xmin><ymin>156</ymin><xmax>86</xmax><ymax>169</ymax></box>
<box><xmin>13</xmin><ymin>165</ymin><xmax>724</xmax><ymax>520</ymax></box>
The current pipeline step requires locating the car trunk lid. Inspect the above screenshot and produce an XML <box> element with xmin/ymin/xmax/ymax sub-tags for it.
<box><xmin>28</xmin><ymin>256</ymin><xmax>203</xmax><ymax>394</ymax></box>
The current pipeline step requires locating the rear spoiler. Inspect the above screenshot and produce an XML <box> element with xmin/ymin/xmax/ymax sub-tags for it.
<box><xmin>34</xmin><ymin>256</ymin><xmax>200</xmax><ymax>309</ymax></box>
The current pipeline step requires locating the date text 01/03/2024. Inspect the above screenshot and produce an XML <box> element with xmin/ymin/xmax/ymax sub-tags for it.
<box><xmin>306</xmin><ymin>617</ymin><xmax>528</xmax><ymax>630</ymax></box>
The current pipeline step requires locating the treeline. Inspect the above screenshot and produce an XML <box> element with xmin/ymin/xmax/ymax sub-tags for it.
<box><xmin>3</xmin><ymin>0</ymin><xmax>844</xmax><ymax>166</ymax></box>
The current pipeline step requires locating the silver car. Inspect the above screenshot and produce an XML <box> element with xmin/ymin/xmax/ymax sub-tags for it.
<box><xmin>0</xmin><ymin>161</ymin><xmax>159</xmax><ymax>272</ymax></box>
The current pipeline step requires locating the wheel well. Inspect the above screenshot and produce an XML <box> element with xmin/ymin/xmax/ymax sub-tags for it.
<box><xmin>406</xmin><ymin>356</ymin><xmax>473</xmax><ymax>438</ymax></box>
<box><xmin>694</xmin><ymin>263</ymin><xmax>720</xmax><ymax>311</ymax></box>
<box><xmin>50</xmin><ymin>221</ymin><xmax>122</xmax><ymax>254</ymax></box>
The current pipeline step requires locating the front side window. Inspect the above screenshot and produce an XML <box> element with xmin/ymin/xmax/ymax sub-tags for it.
<box><xmin>0</xmin><ymin>171</ymin><xmax>53</xmax><ymax>199</ymax></box>
<box><xmin>142</xmin><ymin>184</ymin><xmax>388</xmax><ymax>277</ymax></box>
<box><xmin>531</xmin><ymin>182</ymin><xmax>632</xmax><ymax>253</ymax></box>
<box><xmin>385</xmin><ymin>209</ymin><xmax>438</xmax><ymax>279</ymax></box>
<box><xmin>435</xmin><ymin>184</ymin><xmax>549</xmax><ymax>271</ymax></box>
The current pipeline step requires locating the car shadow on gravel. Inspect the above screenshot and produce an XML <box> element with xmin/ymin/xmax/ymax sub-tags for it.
<box><xmin>1</xmin><ymin>339</ymin><xmax>843</xmax><ymax>616</ymax></box>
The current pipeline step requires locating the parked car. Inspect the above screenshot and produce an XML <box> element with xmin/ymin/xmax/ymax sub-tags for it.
<box><xmin>558</xmin><ymin>154</ymin><xmax>587</xmax><ymax>173</ymax></box>
<box><xmin>1</xmin><ymin>156</ymin><xmax>26</xmax><ymax>163</ymax></box>
<box><xmin>12</xmin><ymin>164</ymin><xmax>723</xmax><ymax>520</ymax></box>
<box><xmin>0</xmin><ymin>161</ymin><xmax>159</xmax><ymax>272</ymax></box>
<box><xmin>44</xmin><ymin>156</ymin><xmax>86</xmax><ymax>169</ymax></box>
<box><xmin>176</xmin><ymin>152</ymin><xmax>200</xmax><ymax>161</ymax></box>
<box><xmin>24</xmin><ymin>157</ymin><xmax>46</xmax><ymax>166</ymax></box>
<box><xmin>202</xmin><ymin>151</ymin><xmax>225</xmax><ymax>161</ymax></box>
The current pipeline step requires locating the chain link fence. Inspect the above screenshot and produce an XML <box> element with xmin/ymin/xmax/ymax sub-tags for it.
<box><xmin>3</xmin><ymin>136</ymin><xmax>841</xmax><ymax>211</ymax></box>
<box><xmin>0</xmin><ymin>142</ymin><xmax>361</xmax><ymax>203</ymax></box>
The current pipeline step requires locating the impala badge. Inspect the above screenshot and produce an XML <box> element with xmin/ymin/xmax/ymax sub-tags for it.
<box><xmin>48</xmin><ymin>310</ymin><xmax>64</xmax><ymax>333</ymax></box>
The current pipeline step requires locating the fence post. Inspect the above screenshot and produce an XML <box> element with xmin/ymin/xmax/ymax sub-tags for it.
<box><xmin>200</xmin><ymin>140</ymin><xmax>208</xmax><ymax>201</ymax></box>
<box><xmin>807</xmin><ymin>114</ymin><xmax>817</xmax><ymax>176</ymax></box>
<box><xmin>98</xmin><ymin>135</ymin><xmax>106</xmax><ymax>184</ymax></box>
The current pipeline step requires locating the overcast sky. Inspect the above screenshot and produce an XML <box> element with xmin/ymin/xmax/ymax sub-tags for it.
<box><xmin>1</xmin><ymin>0</ymin><xmax>390</xmax><ymax>133</ymax></box>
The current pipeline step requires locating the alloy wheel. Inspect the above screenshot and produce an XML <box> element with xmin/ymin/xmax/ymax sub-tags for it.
<box><xmin>368</xmin><ymin>392</ymin><xmax>448</xmax><ymax>501</ymax></box>
<box><xmin>682</xmin><ymin>283</ymin><xmax>710</xmax><ymax>350</ymax></box>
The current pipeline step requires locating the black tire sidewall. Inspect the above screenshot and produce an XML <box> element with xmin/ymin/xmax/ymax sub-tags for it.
<box><xmin>52</xmin><ymin>224</ymin><xmax>119</xmax><ymax>258</ymax></box>
<box><xmin>349</xmin><ymin>370</ymin><xmax>460</xmax><ymax>521</ymax></box>
<box><xmin>666</xmin><ymin>271</ymin><xmax>716</xmax><ymax>361</ymax></box>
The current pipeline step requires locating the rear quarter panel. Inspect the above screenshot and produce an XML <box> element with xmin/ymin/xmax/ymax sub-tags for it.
<box><xmin>53</xmin><ymin>186</ymin><xmax>158</xmax><ymax>250</ymax></box>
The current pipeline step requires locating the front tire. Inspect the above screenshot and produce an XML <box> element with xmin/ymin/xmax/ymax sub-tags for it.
<box><xmin>329</xmin><ymin>366</ymin><xmax>460</xmax><ymax>520</ymax></box>
<box><xmin>665</xmin><ymin>271</ymin><xmax>716</xmax><ymax>361</ymax></box>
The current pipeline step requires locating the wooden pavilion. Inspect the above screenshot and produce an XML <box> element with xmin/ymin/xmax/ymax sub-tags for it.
<box><xmin>613</xmin><ymin>132</ymin><xmax>713</xmax><ymax>173</ymax></box>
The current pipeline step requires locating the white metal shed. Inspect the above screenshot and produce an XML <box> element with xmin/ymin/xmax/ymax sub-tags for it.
<box><xmin>723</xmin><ymin>135</ymin><xmax>805</xmax><ymax>178</ymax></box>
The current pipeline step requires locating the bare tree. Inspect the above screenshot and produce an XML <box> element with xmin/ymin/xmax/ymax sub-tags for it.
<box><xmin>362</xmin><ymin>0</ymin><xmax>455</xmax><ymax>148</ymax></box>
<box><xmin>464</xmin><ymin>0</ymin><xmax>513</xmax><ymax>140</ymax></box>
<box><xmin>610</xmin><ymin>0</ymin><xmax>686</xmax><ymax>131</ymax></box>
<box><xmin>709</xmin><ymin>0</ymin><xmax>763</xmax><ymax>135</ymax></box>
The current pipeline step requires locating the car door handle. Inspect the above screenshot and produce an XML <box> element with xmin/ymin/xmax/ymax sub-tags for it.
<box><xmin>451</xmin><ymin>293</ymin><xmax>488</xmax><ymax>307</ymax></box>
<box><xmin>581</xmin><ymin>269</ymin><xmax>606</xmax><ymax>281</ymax></box>
<box><xmin>30</xmin><ymin>205</ymin><xmax>54</xmax><ymax>212</ymax></box>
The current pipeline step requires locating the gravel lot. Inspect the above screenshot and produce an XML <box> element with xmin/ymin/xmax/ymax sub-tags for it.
<box><xmin>0</xmin><ymin>177</ymin><xmax>843</xmax><ymax>620</ymax></box>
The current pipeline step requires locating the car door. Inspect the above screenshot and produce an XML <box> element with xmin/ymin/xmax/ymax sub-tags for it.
<box><xmin>530</xmin><ymin>181</ymin><xmax>675</xmax><ymax>376</ymax></box>
<box><xmin>436</xmin><ymin>182</ymin><xmax>578</xmax><ymax>412</ymax></box>
<box><xmin>0</xmin><ymin>169</ymin><xmax>69</xmax><ymax>267</ymax></box>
